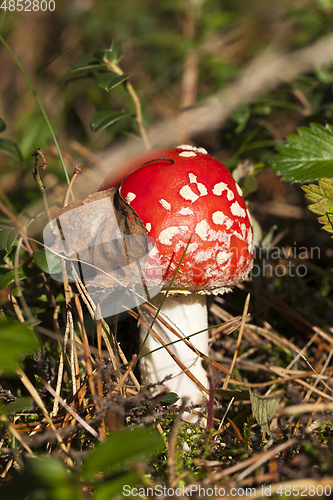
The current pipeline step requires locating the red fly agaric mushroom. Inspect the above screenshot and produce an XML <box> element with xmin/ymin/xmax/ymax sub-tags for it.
<box><xmin>102</xmin><ymin>145</ymin><xmax>254</xmax><ymax>418</ymax></box>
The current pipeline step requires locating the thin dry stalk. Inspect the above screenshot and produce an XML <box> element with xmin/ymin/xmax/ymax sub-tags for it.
<box><xmin>51</xmin><ymin>308</ymin><xmax>70</xmax><ymax>417</ymax></box>
<box><xmin>136</xmin><ymin>309</ymin><xmax>209</xmax><ymax>395</ymax></box>
<box><xmin>223</xmin><ymin>293</ymin><xmax>250</xmax><ymax>389</ymax></box>
<box><xmin>102</xmin><ymin>317</ymin><xmax>141</xmax><ymax>391</ymax></box>
<box><xmin>63</xmin><ymin>166</ymin><xmax>81</xmax><ymax>208</ymax></box>
<box><xmin>69</xmin><ymin>305</ymin><xmax>79</xmax><ymax>394</ymax></box>
<box><xmin>0</xmin><ymin>416</ymin><xmax>33</xmax><ymax>456</ymax></box>
<box><xmin>74</xmin><ymin>294</ymin><xmax>96</xmax><ymax>399</ymax></box>
<box><xmin>96</xmin><ymin>313</ymin><xmax>104</xmax><ymax>400</ymax></box>
<box><xmin>104</xmin><ymin>57</ymin><xmax>150</xmax><ymax>150</ymax></box>
<box><xmin>234</xmin><ymin>438</ymin><xmax>297</xmax><ymax>482</ymax></box>
<box><xmin>10</xmin><ymin>294</ymin><xmax>25</xmax><ymax>323</ymax></box>
<box><xmin>17</xmin><ymin>368</ymin><xmax>74</xmax><ymax>465</ymax></box>
<box><xmin>112</xmin><ymin>354</ymin><xmax>138</xmax><ymax>394</ymax></box>
<box><xmin>138</xmin><ymin>304</ymin><xmax>238</xmax><ymax>379</ymax></box>
<box><xmin>71</xmin><ymin>278</ymin><xmax>121</xmax><ymax>381</ymax></box>
<box><xmin>43</xmin><ymin>381</ymin><xmax>100</xmax><ymax>440</ymax></box>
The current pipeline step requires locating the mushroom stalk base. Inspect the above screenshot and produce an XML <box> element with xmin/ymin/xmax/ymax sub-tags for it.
<box><xmin>139</xmin><ymin>293</ymin><xmax>209</xmax><ymax>422</ymax></box>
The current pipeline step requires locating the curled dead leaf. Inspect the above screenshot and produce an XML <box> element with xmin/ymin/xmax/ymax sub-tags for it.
<box><xmin>44</xmin><ymin>187</ymin><xmax>162</xmax><ymax>318</ymax></box>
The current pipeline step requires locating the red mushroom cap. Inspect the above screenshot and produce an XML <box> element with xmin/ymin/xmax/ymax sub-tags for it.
<box><xmin>103</xmin><ymin>145</ymin><xmax>254</xmax><ymax>294</ymax></box>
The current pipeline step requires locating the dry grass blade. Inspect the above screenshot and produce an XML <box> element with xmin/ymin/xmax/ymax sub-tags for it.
<box><xmin>234</xmin><ymin>438</ymin><xmax>297</xmax><ymax>482</ymax></box>
<box><xmin>222</xmin><ymin>293</ymin><xmax>250</xmax><ymax>389</ymax></box>
<box><xmin>0</xmin><ymin>416</ymin><xmax>34</xmax><ymax>456</ymax></box>
<box><xmin>139</xmin><ymin>304</ymin><xmax>241</xmax><ymax>380</ymax></box>
<box><xmin>141</xmin><ymin>315</ymin><xmax>209</xmax><ymax>395</ymax></box>
<box><xmin>74</xmin><ymin>294</ymin><xmax>96</xmax><ymax>399</ymax></box>
<box><xmin>112</xmin><ymin>354</ymin><xmax>138</xmax><ymax>394</ymax></box>
<box><xmin>17</xmin><ymin>369</ymin><xmax>74</xmax><ymax>465</ymax></box>
<box><xmin>277</xmin><ymin>402</ymin><xmax>333</xmax><ymax>416</ymax></box>
<box><xmin>128</xmin><ymin>307</ymin><xmax>209</xmax><ymax>394</ymax></box>
<box><xmin>42</xmin><ymin>381</ymin><xmax>101</xmax><ymax>440</ymax></box>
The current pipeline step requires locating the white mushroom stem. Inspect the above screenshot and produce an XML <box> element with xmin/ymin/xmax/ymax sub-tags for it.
<box><xmin>139</xmin><ymin>293</ymin><xmax>209</xmax><ymax>420</ymax></box>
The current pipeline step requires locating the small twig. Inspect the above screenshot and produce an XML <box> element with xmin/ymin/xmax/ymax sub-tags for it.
<box><xmin>17</xmin><ymin>368</ymin><xmax>74</xmax><ymax>465</ymax></box>
<box><xmin>32</xmin><ymin>148</ymin><xmax>52</xmax><ymax>225</ymax></box>
<box><xmin>213</xmin><ymin>397</ymin><xmax>235</xmax><ymax>440</ymax></box>
<box><xmin>112</xmin><ymin>354</ymin><xmax>138</xmax><ymax>394</ymax></box>
<box><xmin>42</xmin><ymin>381</ymin><xmax>102</xmax><ymax>441</ymax></box>
<box><xmin>131</xmin><ymin>308</ymin><xmax>209</xmax><ymax>395</ymax></box>
<box><xmin>63</xmin><ymin>166</ymin><xmax>81</xmax><ymax>208</ymax></box>
<box><xmin>234</xmin><ymin>438</ymin><xmax>297</xmax><ymax>482</ymax></box>
<box><xmin>74</xmin><ymin>294</ymin><xmax>96</xmax><ymax>399</ymax></box>
<box><xmin>51</xmin><ymin>305</ymin><xmax>70</xmax><ymax>417</ymax></box>
<box><xmin>206</xmin><ymin>364</ymin><xmax>215</xmax><ymax>431</ymax></box>
<box><xmin>0</xmin><ymin>415</ymin><xmax>34</xmax><ymax>456</ymax></box>
<box><xmin>139</xmin><ymin>303</ymin><xmax>240</xmax><ymax>379</ymax></box>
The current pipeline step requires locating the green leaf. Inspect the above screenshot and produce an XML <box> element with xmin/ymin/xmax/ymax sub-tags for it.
<box><xmin>0</xmin><ymin>319</ymin><xmax>40</xmax><ymax>374</ymax></box>
<box><xmin>0</xmin><ymin>455</ymin><xmax>82</xmax><ymax>500</ymax></box>
<box><xmin>90</xmin><ymin>110</ymin><xmax>132</xmax><ymax>132</ymax></box>
<box><xmin>271</xmin><ymin>123</ymin><xmax>333</xmax><ymax>182</ymax></box>
<box><xmin>18</xmin><ymin>111</ymin><xmax>53</xmax><ymax>159</ymax></box>
<box><xmin>83</xmin><ymin>426</ymin><xmax>164</xmax><ymax>479</ymax></box>
<box><xmin>0</xmin><ymin>138</ymin><xmax>22</xmax><ymax>161</ymax></box>
<box><xmin>249</xmin><ymin>389</ymin><xmax>283</xmax><ymax>437</ymax></box>
<box><xmin>93</xmin><ymin>471</ymin><xmax>140</xmax><ymax>500</ymax></box>
<box><xmin>94</xmin><ymin>72</ymin><xmax>130</xmax><ymax>91</ymax></box>
<box><xmin>302</xmin><ymin>178</ymin><xmax>333</xmax><ymax>235</ymax></box>
<box><xmin>33</xmin><ymin>250</ymin><xmax>63</xmax><ymax>275</ymax></box>
<box><xmin>0</xmin><ymin>265</ymin><xmax>37</xmax><ymax>290</ymax></box>
<box><xmin>0</xmin><ymin>117</ymin><xmax>6</xmax><ymax>133</ymax></box>
<box><xmin>159</xmin><ymin>392</ymin><xmax>180</xmax><ymax>406</ymax></box>
<box><xmin>94</xmin><ymin>40</ymin><xmax>124</xmax><ymax>63</ymax></box>
<box><xmin>231</xmin><ymin>104</ymin><xmax>251</xmax><ymax>134</ymax></box>
<box><xmin>215</xmin><ymin>388</ymin><xmax>251</xmax><ymax>400</ymax></box>
<box><xmin>0</xmin><ymin>225</ymin><xmax>21</xmax><ymax>251</ymax></box>
<box><xmin>65</xmin><ymin>58</ymin><xmax>101</xmax><ymax>79</ymax></box>
<box><xmin>2</xmin><ymin>398</ymin><xmax>32</xmax><ymax>414</ymax></box>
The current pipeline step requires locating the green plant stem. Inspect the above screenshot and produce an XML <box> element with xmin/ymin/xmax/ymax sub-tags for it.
<box><xmin>0</xmin><ymin>36</ymin><xmax>73</xmax><ymax>197</ymax></box>
<box><xmin>104</xmin><ymin>57</ymin><xmax>151</xmax><ymax>150</ymax></box>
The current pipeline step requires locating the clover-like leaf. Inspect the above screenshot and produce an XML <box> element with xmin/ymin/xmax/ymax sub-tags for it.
<box><xmin>0</xmin><ymin>225</ymin><xmax>21</xmax><ymax>251</ymax></box>
<box><xmin>93</xmin><ymin>72</ymin><xmax>130</xmax><ymax>92</ymax></box>
<box><xmin>271</xmin><ymin>123</ymin><xmax>333</xmax><ymax>182</ymax></box>
<box><xmin>65</xmin><ymin>58</ymin><xmax>101</xmax><ymax>81</ymax></box>
<box><xmin>94</xmin><ymin>40</ymin><xmax>124</xmax><ymax>63</ymax></box>
<box><xmin>0</xmin><ymin>265</ymin><xmax>38</xmax><ymax>290</ymax></box>
<box><xmin>90</xmin><ymin>110</ymin><xmax>132</xmax><ymax>132</ymax></box>
<box><xmin>33</xmin><ymin>250</ymin><xmax>63</xmax><ymax>275</ymax></box>
<box><xmin>302</xmin><ymin>178</ymin><xmax>333</xmax><ymax>235</ymax></box>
